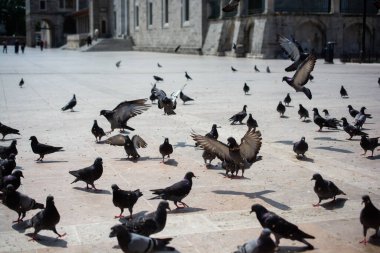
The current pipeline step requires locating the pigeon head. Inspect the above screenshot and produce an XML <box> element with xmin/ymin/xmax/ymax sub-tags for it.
<box><xmin>362</xmin><ymin>195</ymin><xmax>372</xmax><ymax>205</ymax></box>
<box><xmin>73</xmin><ymin>94</ymin><xmax>76</xmax><ymax>99</ymax></box>
<box><xmin>301</xmin><ymin>136</ymin><xmax>306</xmax><ymax>142</ymax></box>
<box><xmin>29</xmin><ymin>136</ymin><xmax>38</xmax><ymax>142</ymax></box>
<box><xmin>111</xmin><ymin>184</ymin><xmax>120</xmax><ymax>191</ymax></box>
<box><xmin>250</xmin><ymin>204</ymin><xmax>268</xmax><ymax>214</ymax></box>
<box><xmin>227</xmin><ymin>137</ymin><xmax>238</xmax><ymax>149</ymax></box>
<box><xmin>360</xmin><ymin>107</ymin><xmax>366</xmax><ymax>112</ymax></box>
<box><xmin>340</xmin><ymin>117</ymin><xmax>347</xmax><ymax>123</ymax></box>
<box><xmin>134</xmin><ymin>189</ymin><xmax>143</xmax><ymax>198</ymax></box>
<box><xmin>93</xmin><ymin>119</ymin><xmax>98</xmax><ymax>124</ymax></box>
<box><xmin>322</xmin><ymin>109</ymin><xmax>328</xmax><ymax>114</ymax></box>
<box><xmin>360</xmin><ymin>135</ymin><xmax>368</xmax><ymax>141</ymax></box>
<box><xmin>100</xmin><ymin>110</ymin><xmax>113</xmax><ymax>117</ymax></box>
<box><xmin>158</xmin><ymin>201</ymin><xmax>171</xmax><ymax>211</ymax></box>
<box><xmin>212</xmin><ymin>124</ymin><xmax>217</xmax><ymax>130</ymax></box>
<box><xmin>312</xmin><ymin>108</ymin><xmax>319</xmax><ymax>113</ymax></box>
<box><xmin>94</xmin><ymin>157</ymin><xmax>103</xmax><ymax>166</ymax></box>
<box><xmin>249</xmin><ymin>113</ymin><xmax>252</xmax><ymax>117</ymax></box>
<box><xmin>164</xmin><ymin>138</ymin><xmax>170</xmax><ymax>144</ymax></box>
<box><xmin>184</xmin><ymin>172</ymin><xmax>196</xmax><ymax>180</ymax></box>
<box><xmin>12</xmin><ymin>170</ymin><xmax>23</xmax><ymax>178</ymax></box>
<box><xmin>311</xmin><ymin>173</ymin><xmax>322</xmax><ymax>181</ymax></box>
<box><xmin>109</xmin><ymin>224</ymin><xmax>131</xmax><ymax>241</ymax></box>
<box><xmin>299</xmin><ymin>104</ymin><xmax>303</xmax><ymax>108</ymax></box>
<box><xmin>282</xmin><ymin>76</ymin><xmax>291</xmax><ymax>83</ymax></box>
<box><xmin>260</xmin><ymin>228</ymin><xmax>272</xmax><ymax>238</ymax></box>
<box><xmin>243</xmin><ymin>105</ymin><xmax>247</xmax><ymax>111</ymax></box>
<box><xmin>347</xmin><ymin>105</ymin><xmax>353</xmax><ymax>109</ymax></box>
<box><xmin>8</xmin><ymin>153</ymin><xmax>16</xmax><ymax>160</ymax></box>
<box><xmin>46</xmin><ymin>195</ymin><xmax>55</xmax><ymax>206</ymax></box>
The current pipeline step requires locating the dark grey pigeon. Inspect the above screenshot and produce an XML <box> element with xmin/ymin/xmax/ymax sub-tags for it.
<box><xmin>109</xmin><ymin>224</ymin><xmax>175</xmax><ymax>253</ymax></box>
<box><xmin>276</xmin><ymin>101</ymin><xmax>285</xmax><ymax>117</ymax></box>
<box><xmin>341</xmin><ymin>117</ymin><xmax>367</xmax><ymax>140</ymax></box>
<box><xmin>123</xmin><ymin>201</ymin><xmax>170</xmax><ymax>236</ymax></box>
<box><xmin>2</xmin><ymin>184</ymin><xmax>44</xmax><ymax>223</ymax></box>
<box><xmin>91</xmin><ymin>120</ymin><xmax>106</xmax><ymax>142</ymax></box>
<box><xmin>340</xmin><ymin>85</ymin><xmax>348</xmax><ymax>98</ymax></box>
<box><xmin>150</xmin><ymin>172</ymin><xmax>196</xmax><ymax>209</ymax></box>
<box><xmin>0</xmin><ymin>140</ymin><xmax>18</xmax><ymax>159</ymax></box>
<box><xmin>282</xmin><ymin>54</ymin><xmax>316</xmax><ymax>100</ymax></box>
<box><xmin>229</xmin><ymin>105</ymin><xmax>247</xmax><ymax>124</ymax></box>
<box><xmin>284</xmin><ymin>93</ymin><xmax>291</xmax><ymax>106</ymax></box>
<box><xmin>116</xmin><ymin>60</ymin><xmax>121</xmax><ymax>68</ymax></box>
<box><xmin>254</xmin><ymin>65</ymin><xmax>260</xmax><ymax>72</ymax></box>
<box><xmin>247</xmin><ymin>114</ymin><xmax>258</xmax><ymax>132</ymax></box>
<box><xmin>100</xmin><ymin>98</ymin><xmax>150</xmax><ymax>133</ymax></box>
<box><xmin>111</xmin><ymin>184</ymin><xmax>143</xmax><ymax>219</ymax></box>
<box><xmin>322</xmin><ymin>109</ymin><xmax>341</xmax><ymax>127</ymax></box>
<box><xmin>124</xmin><ymin>135</ymin><xmax>147</xmax><ymax>159</ymax></box>
<box><xmin>243</xmin><ymin>83</ymin><xmax>250</xmax><ymax>95</ymax></box>
<box><xmin>298</xmin><ymin>104</ymin><xmax>309</xmax><ymax>121</ymax></box>
<box><xmin>231</xmin><ymin>66</ymin><xmax>237</xmax><ymax>72</ymax></box>
<box><xmin>0</xmin><ymin>153</ymin><xmax>16</xmax><ymax>176</ymax></box>
<box><xmin>61</xmin><ymin>94</ymin><xmax>76</xmax><ymax>111</ymax></box>
<box><xmin>174</xmin><ymin>45</ymin><xmax>181</xmax><ymax>52</ymax></box>
<box><xmin>19</xmin><ymin>78</ymin><xmax>24</xmax><ymax>88</ymax></box>
<box><xmin>185</xmin><ymin>71</ymin><xmax>192</xmax><ymax>81</ymax></box>
<box><xmin>179</xmin><ymin>91</ymin><xmax>194</xmax><ymax>104</ymax></box>
<box><xmin>312</xmin><ymin>108</ymin><xmax>338</xmax><ymax>131</ymax></box>
<box><xmin>234</xmin><ymin>228</ymin><xmax>275</xmax><ymax>253</ymax></box>
<box><xmin>157</xmin><ymin>62</ymin><xmax>162</xmax><ymax>68</ymax></box>
<box><xmin>69</xmin><ymin>157</ymin><xmax>103</xmax><ymax>190</ymax></box>
<box><xmin>348</xmin><ymin>105</ymin><xmax>359</xmax><ymax>118</ymax></box>
<box><xmin>293</xmin><ymin>137</ymin><xmax>308</xmax><ymax>157</ymax></box>
<box><xmin>360</xmin><ymin>136</ymin><xmax>380</xmax><ymax>157</ymax></box>
<box><xmin>105</xmin><ymin>134</ymin><xmax>127</xmax><ymax>146</ymax></box>
<box><xmin>250</xmin><ymin>204</ymin><xmax>315</xmax><ymax>249</ymax></box>
<box><xmin>222</xmin><ymin>0</ymin><xmax>240</xmax><ymax>12</ymax></box>
<box><xmin>1</xmin><ymin>170</ymin><xmax>24</xmax><ymax>191</ymax></box>
<box><xmin>153</xmin><ymin>75</ymin><xmax>163</xmax><ymax>82</ymax></box>
<box><xmin>311</xmin><ymin>173</ymin><xmax>346</xmax><ymax>206</ymax></box>
<box><xmin>378</xmin><ymin>77</ymin><xmax>380</xmax><ymax>86</ymax></box>
<box><xmin>266</xmin><ymin>66</ymin><xmax>271</xmax><ymax>73</ymax></box>
<box><xmin>360</xmin><ymin>195</ymin><xmax>380</xmax><ymax>245</ymax></box>
<box><xmin>25</xmin><ymin>195</ymin><xmax>66</xmax><ymax>241</ymax></box>
<box><xmin>29</xmin><ymin>136</ymin><xmax>63</xmax><ymax>162</ymax></box>
<box><xmin>159</xmin><ymin>138</ymin><xmax>173</xmax><ymax>163</ymax></box>
<box><xmin>0</xmin><ymin>122</ymin><xmax>20</xmax><ymax>140</ymax></box>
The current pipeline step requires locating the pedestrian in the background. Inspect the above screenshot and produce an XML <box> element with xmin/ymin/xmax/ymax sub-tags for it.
<box><xmin>40</xmin><ymin>40</ymin><xmax>44</xmax><ymax>51</ymax></box>
<box><xmin>94</xmin><ymin>28</ymin><xmax>99</xmax><ymax>41</ymax></box>
<box><xmin>87</xmin><ymin>35</ymin><xmax>92</xmax><ymax>46</ymax></box>
<box><xmin>2</xmin><ymin>41</ymin><xmax>7</xmax><ymax>53</ymax></box>
<box><xmin>14</xmin><ymin>39</ymin><xmax>19</xmax><ymax>54</ymax></box>
<box><xmin>21</xmin><ymin>42</ymin><xmax>25</xmax><ymax>54</ymax></box>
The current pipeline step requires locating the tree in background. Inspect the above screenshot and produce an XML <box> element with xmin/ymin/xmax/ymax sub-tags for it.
<box><xmin>0</xmin><ymin>0</ymin><xmax>25</xmax><ymax>36</ymax></box>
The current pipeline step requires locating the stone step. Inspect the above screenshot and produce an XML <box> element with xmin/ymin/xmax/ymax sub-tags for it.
<box><xmin>85</xmin><ymin>38</ymin><xmax>133</xmax><ymax>52</ymax></box>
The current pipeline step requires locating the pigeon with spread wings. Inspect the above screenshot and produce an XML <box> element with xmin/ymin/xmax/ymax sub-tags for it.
<box><xmin>191</xmin><ymin>129</ymin><xmax>262</xmax><ymax>178</ymax></box>
<box><xmin>279</xmin><ymin>35</ymin><xmax>309</xmax><ymax>72</ymax></box>
<box><xmin>100</xmin><ymin>99</ymin><xmax>150</xmax><ymax>133</ymax></box>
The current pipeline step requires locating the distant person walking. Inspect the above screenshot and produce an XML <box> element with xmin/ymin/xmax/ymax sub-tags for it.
<box><xmin>40</xmin><ymin>40</ymin><xmax>44</xmax><ymax>51</ymax></box>
<box><xmin>21</xmin><ymin>42</ymin><xmax>25</xmax><ymax>54</ymax></box>
<box><xmin>94</xmin><ymin>28</ymin><xmax>99</xmax><ymax>41</ymax></box>
<box><xmin>2</xmin><ymin>41</ymin><xmax>7</xmax><ymax>53</ymax></box>
<box><xmin>87</xmin><ymin>35</ymin><xmax>92</xmax><ymax>46</ymax></box>
<box><xmin>14</xmin><ymin>40</ymin><xmax>19</xmax><ymax>54</ymax></box>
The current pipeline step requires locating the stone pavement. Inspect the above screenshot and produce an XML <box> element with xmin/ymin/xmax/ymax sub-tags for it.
<box><xmin>0</xmin><ymin>48</ymin><xmax>379</xmax><ymax>253</ymax></box>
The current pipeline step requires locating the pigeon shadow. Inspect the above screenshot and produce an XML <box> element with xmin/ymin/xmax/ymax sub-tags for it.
<box><xmin>72</xmin><ymin>187</ymin><xmax>111</xmax><ymax>195</ymax></box>
<box><xmin>25</xmin><ymin>233</ymin><xmax>68</xmax><ymax>248</ymax></box>
<box><xmin>170</xmin><ymin>207</ymin><xmax>206</xmax><ymax>214</ymax></box>
<box><xmin>320</xmin><ymin>198</ymin><xmax>348</xmax><ymax>210</ymax></box>
<box><xmin>296</xmin><ymin>156</ymin><xmax>314</xmax><ymax>163</ymax></box>
<box><xmin>36</xmin><ymin>160</ymin><xmax>68</xmax><ymax>164</ymax></box>
<box><xmin>163</xmin><ymin>159</ymin><xmax>178</xmax><ymax>167</ymax></box>
<box><xmin>15</xmin><ymin>165</ymin><xmax>23</xmax><ymax>170</ymax></box>
<box><xmin>302</xmin><ymin>119</ymin><xmax>312</xmax><ymax>123</ymax></box>
<box><xmin>244</xmin><ymin>94</ymin><xmax>252</xmax><ymax>96</ymax></box>
<box><xmin>285</xmin><ymin>105</ymin><xmax>294</xmax><ymax>108</ymax></box>
<box><xmin>313</xmin><ymin>137</ymin><xmax>346</xmax><ymax>142</ymax></box>
<box><xmin>11</xmin><ymin>220</ymin><xmax>28</xmax><ymax>233</ymax></box>
<box><xmin>205</xmin><ymin>164</ymin><xmax>223</xmax><ymax>170</ymax></box>
<box><xmin>0</xmin><ymin>137</ymin><xmax>22</xmax><ymax>141</ymax></box>
<box><xmin>368</xmin><ymin>235</ymin><xmax>380</xmax><ymax>246</ymax></box>
<box><xmin>212</xmin><ymin>189</ymin><xmax>291</xmax><ymax>211</ymax></box>
<box><xmin>341</xmin><ymin>97</ymin><xmax>349</xmax><ymax>99</ymax></box>
<box><xmin>318</xmin><ymin>130</ymin><xmax>340</xmax><ymax>133</ymax></box>
<box><xmin>173</xmin><ymin>142</ymin><xmax>195</xmax><ymax>148</ymax></box>
<box><xmin>278</xmin><ymin>245</ymin><xmax>313</xmax><ymax>252</ymax></box>
<box><xmin>118</xmin><ymin>156</ymin><xmax>151</xmax><ymax>163</ymax></box>
<box><xmin>280</xmin><ymin>115</ymin><xmax>289</xmax><ymax>118</ymax></box>
<box><xmin>217</xmin><ymin>172</ymin><xmax>251</xmax><ymax>180</ymax></box>
<box><xmin>315</xmin><ymin>146</ymin><xmax>353</xmax><ymax>153</ymax></box>
<box><xmin>273</xmin><ymin>140</ymin><xmax>294</xmax><ymax>145</ymax></box>
<box><xmin>366</xmin><ymin>154</ymin><xmax>380</xmax><ymax>160</ymax></box>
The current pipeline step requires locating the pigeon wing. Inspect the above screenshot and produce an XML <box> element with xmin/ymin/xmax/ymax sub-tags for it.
<box><xmin>152</xmin><ymin>179</ymin><xmax>191</xmax><ymax>197</ymax></box>
<box><xmin>36</xmin><ymin>143</ymin><xmax>62</xmax><ymax>154</ymax></box>
<box><xmin>132</xmin><ymin>135</ymin><xmax>147</xmax><ymax>149</ymax></box>
<box><xmin>113</xmin><ymin>99</ymin><xmax>150</xmax><ymax>123</ymax></box>
<box><xmin>191</xmin><ymin>132</ymin><xmax>230</xmax><ymax>161</ymax></box>
<box><xmin>279</xmin><ymin>35</ymin><xmax>300</xmax><ymax>62</ymax></box>
<box><xmin>292</xmin><ymin>54</ymin><xmax>316</xmax><ymax>87</ymax></box>
<box><xmin>239</xmin><ymin>130</ymin><xmax>262</xmax><ymax>163</ymax></box>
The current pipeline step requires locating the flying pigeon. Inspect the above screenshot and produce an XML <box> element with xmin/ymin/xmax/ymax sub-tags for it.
<box><xmin>341</xmin><ymin>117</ymin><xmax>367</xmax><ymax>140</ymax></box>
<box><xmin>104</xmin><ymin>134</ymin><xmax>127</xmax><ymax>146</ymax></box>
<box><xmin>0</xmin><ymin>122</ymin><xmax>20</xmax><ymax>140</ymax></box>
<box><xmin>153</xmin><ymin>75</ymin><xmax>164</xmax><ymax>82</ymax></box>
<box><xmin>312</xmin><ymin>108</ymin><xmax>339</xmax><ymax>131</ymax></box>
<box><xmin>100</xmin><ymin>98</ymin><xmax>150</xmax><ymax>132</ymax></box>
<box><xmin>109</xmin><ymin>224</ymin><xmax>175</xmax><ymax>253</ymax></box>
<box><xmin>25</xmin><ymin>195</ymin><xmax>66</xmax><ymax>241</ymax></box>
<box><xmin>276</xmin><ymin>101</ymin><xmax>286</xmax><ymax>117</ymax></box>
<box><xmin>234</xmin><ymin>228</ymin><xmax>275</xmax><ymax>253</ymax></box>
<box><xmin>185</xmin><ymin>71</ymin><xmax>192</xmax><ymax>81</ymax></box>
<box><xmin>282</xmin><ymin>54</ymin><xmax>316</xmax><ymax>100</ymax></box>
<box><xmin>293</xmin><ymin>137</ymin><xmax>308</xmax><ymax>157</ymax></box>
<box><xmin>311</xmin><ymin>173</ymin><xmax>346</xmax><ymax>207</ymax></box>
<box><xmin>298</xmin><ymin>104</ymin><xmax>309</xmax><ymax>121</ymax></box>
<box><xmin>278</xmin><ymin>34</ymin><xmax>310</xmax><ymax>72</ymax></box>
<box><xmin>229</xmin><ymin>105</ymin><xmax>247</xmax><ymax>125</ymax></box>
<box><xmin>0</xmin><ymin>140</ymin><xmax>18</xmax><ymax>159</ymax></box>
<box><xmin>0</xmin><ymin>153</ymin><xmax>16</xmax><ymax>176</ymax></box>
<box><xmin>340</xmin><ymin>85</ymin><xmax>348</xmax><ymax>98</ymax></box>
<box><xmin>91</xmin><ymin>120</ymin><xmax>106</xmax><ymax>142</ymax></box>
<box><xmin>2</xmin><ymin>184</ymin><xmax>44</xmax><ymax>223</ymax></box>
<box><xmin>124</xmin><ymin>135</ymin><xmax>147</xmax><ymax>159</ymax></box>
<box><xmin>69</xmin><ymin>157</ymin><xmax>103</xmax><ymax>190</ymax></box>
<box><xmin>243</xmin><ymin>83</ymin><xmax>250</xmax><ymax>95</ymax></box>
<box><xmin>254</xmin><ymin>65</ymin><xmax>260</xmax><ymax>72</ymax></box>
<box><xmin>222</xmin><ymin>0</ymin><xmax>240</xmax><ymax>12</ymax></box>
<box><xmin>116</xmin><ymin>60</ymin><xmax>121</xmax><ymax>68</ymax></box>
<box><xmin>0</xmin><ymin>170</ymin><xmax>24</xmax><ymax>191</ymax></box>
<box><xmin>123</xmin><ymin>201</ymin><xmax>170</xmax><ymax>236</ymax></box>
<box><xmin>231</xmin><ymin>66</ymin><xmax>237</xmax><ymax>72</ymax></box>
<box><xmin>61</xmin><ymin>94</ymin><xmax>77</xmax><ymax>111</ymax></box>
<box><xmin>111</xmin><ymin>184</ymin><xmax>143</xmax><ymax>219</ymax></box>
<box><xmin>153</xmin><ymin>85</ymin><xmax>183</xmax><ymax>115</ymax></box>
<box><xmin>29</xmin><ymin>136</ymin><xmax>63</xmax><ymax>162</ymax></box>
<box><xmin>360</xmin><ymin>136</ymin><xmax>380</xmax><ymax>157</ymax></box>
<box><xmin>19</xmin><ymin>78</ymin><xmax>24</xmax><ymax>88</ymax></box>
<box><xmin>284</xmin><ymin>93</ymin><xmax>291</xmax><ymax>106</ymax></box>
<box><xmin>174</xmin><ymin>45</ymin><xmax>181</xmax><ymax>53</ymax></box>
<box><xmin>150</xmin><ymin>172</ymin><xmax>196</xmax><ymax>208</ymax></box>
<box><xmin>250</xmin><ymin>204</ymin><xmax>315</xmax><ymax>249</ymax></box>
<box><xmin>192</xmin><ymin>129</ymin><xmax>262</xmax><ymax>177</ymax></box>
<box><xmin>157</xmin><ymin>62</ymin><xmax>162</xmax><ymax>68</ymax></box>
<box><xmin>266</xmin><ymin>66</ymin><xmax>271</xmax><ymax>73</ymax></box>
<box><xmin>179</xmin><ymin>91</ymin><xmax>194</xmax><ymax>104</ymax></box>
<box><xmin>159</xmin><ymin>138</ymin><xmax>173</xmax><ymax>163</ymax></box>
<box><xmin>360</xmin><ymin>195</ymin><xmax>380</xmax><ymax>245</ymax></box>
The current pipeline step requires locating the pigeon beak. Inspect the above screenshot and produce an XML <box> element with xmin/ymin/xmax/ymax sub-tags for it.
<box><xmin>249</xmin><ymin>211</ymin><xmax>253</xmax><ymax>214</ymax></box>
<box><xmin>310</xmin><ymin>178</ymin><xmax>314</xmax><ymax>181</ymax></box>
<box><xmin>167</xmin><ymin>207</ymin><xmax>171</xmax><ymax>211</ymax></box>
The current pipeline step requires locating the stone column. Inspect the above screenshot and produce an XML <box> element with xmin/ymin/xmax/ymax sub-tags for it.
<box><xmin>331</xmin><ymin>0</ymin><xmax>340</xmax><ymax>14</ymax></box>
<box><xmin>263</xmin><ymin>0</ymin><xmax>274</xmax><ymax>14</ymax></box>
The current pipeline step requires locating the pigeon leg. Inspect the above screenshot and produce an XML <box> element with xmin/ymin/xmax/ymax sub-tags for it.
<box><xmin>361</xmin><ymin>150</ymin><xmax>367</xmax><ymax>156</ymax></box>
<box><xmin>115</xmin><ymin>208</ymin><xmax>125</xmax><ymax>219</ymax></box>
<box><xmin>313</xmin><ymin>198</ymin><xmax>321</xmax><ymax>207</ymax></box>
<box><xmin>300</xmin><ymin>239</ymin><xmax>314</xmax><ymax>249</ymax></box>
<box><xmin>179</xmin><ymin>201</ymin><xmax>189</xmax><ymax>208</ymax></box>
<box><xmin>360</xmin><ymin>227</ymin><xmax>368</xmax><ymax>244</ymax></box>
<box><xmin>174</xmin><ymin>201</ymin><xmax>184</xmax><ymax>209</ymax></box>
<box><xmin>52</xmin><ymin>227</ymin><xmax>66</xmax><ymax>238</ymax></box>
<box><xmin>90</xmin><ymin>183</ymin><xmax>98</xmax><ymax>191</ymax></box>
<box><xmin>359</xmin><ymin>238</ymin><xmax>367</xmax><ymax>245</ymax></box>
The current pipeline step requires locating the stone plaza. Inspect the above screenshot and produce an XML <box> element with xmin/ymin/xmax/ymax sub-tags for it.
<box><xmin>0</xmin><ymin>48</ymin><xmax>379</xmax><ymax>252</ymax></box>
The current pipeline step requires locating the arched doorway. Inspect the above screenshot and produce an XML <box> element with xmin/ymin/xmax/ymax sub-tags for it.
<box><xmin>101</xmin><ymin>20</ymin><xmax>107</xmax><ymax>35</ymax></box>
<box><xmin>343</xmin><ymin>23</ymin><xmax>372</xmax><ymax>58</ymax></box>
<box><xmin>40</xmin><ymin>20</ymin><xmax>52</xmax><ymax>48</ymax></box>
<box><xmin>295</xmin><ymin>21</ymin><xmax>325</xmax><ymax>56</ymax></box>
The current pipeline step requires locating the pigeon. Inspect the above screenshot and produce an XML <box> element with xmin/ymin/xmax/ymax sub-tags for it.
<box><xmin>312</xmin><ymin>108</ymin><xmax>339</xmax><ymax>131</ymax></box>
<box><xmin>152</xmin><ymin>85</ymin><xmax>183</xmax><ymax>115</ymax></box>
<box><xmin>354</xmin><ymin>107</ymin><xmax>371</xmax><ymax>129</ymax></box>
<box><xmin>360</xmin><ymin>195</ymin><xmax>380</xmax><ymax>245</ymax></box>
<box><xmin>0</xmin><ymin>170</ymin><xmax>24</xmax><ymax>191</ymax></box>
<box><xmin>159</xmin><ymin>138</ymin><xmax>173</xmax><ymax>163</ymax></box>
<box><xmin>100</xmin><ymin>98</ymin><xmax>150</xmax><ymax>132</ymax></box>
<box><xmin>0</xmin><ymin>140</ymin><xmax>18</xmax><ymax>159</ymax></box>
<box><xmin>247</xmin><ymin>114</ymin><xmax>258</xmax><ymax>132</ymax></box>
<box><xmin>116</xmin><ymin>60</ymin><xmax>121</xmax><ymax>68</ymax></box>
<box><xmin>61</xmin><ymin>94</ymin><xmax>77</xmax><ymax>111</ymax></box>
<box><xmin>340</xmin><ymin>85</ymin><xmax>348</xmax><ymax>98</ymax></box>
<box><xmin>293</xmin><ymin>137</ymin><xmax>308</xmax><ymax>157</ymax></box>
<box><xmin>282</xmin><ymin>54</ymin><xmax>316</xmax><ymax>100</ymax></box>
<box><xmin>250</xmin><ymin>204</ymin><xmax>315</xmax><ymax>249</ymax></box>
<box><xmin>185</xmin><ymin>71</ymin><xmax>192</xmax><ymax>81</ymax></box>
<box><xmin>2</xmin><ymin>184</ymin><xmax>44</xmax><ymax>223</ymax></box>
<box><xmin>0</xmin><ymin>122</ymin><xmax>20</xmax><ymax>140</ymax></box>
<box><xmin>123</xmin><ymin>201</ymin><xmax>171</xmax><ymax>236</ymax></box>
<box><xmin>124</xmin><ymin>135</ymin><xmax>147</xmax><ymax>159</ymax></box>
<box><xmin>348</xmin><ymin>105</ymin><xmax>359</xmax><ymax>118</ymax></box>
<box><xmin>222</xmin><ymin>0</ymin><xmax>240</xmax><ymax>12</ymax></box>
<box><xmin>179</xmin><ymin>91</ymin><xmax>194</xmax><ymax>104</ymax></box>
<box><xmin>378</xmin><ymin>77</ymin><xmax>380</xmax><ymax>86</ymax></box>
<box><xmin>192</xmin><ymin>129</ymin><xmax>262</xmax><ymax>177</ymax></box>
<box><xmin>197</xmin><ymin>124</ymin><xmax>219</xmax><ymax>165</ymax></box>
<box><xmin>174</xmin><ymin>45</ymin><xmax>181</xmax><ymax>52</ymax></box>
<box><xmin>104</xmin><ymin>134</ymin><xmax>127</xmax><ymax>146</ymax></box>
<box><xmin>322</xmin><ymin>109</ymin><xmax>341</xmax><ymax>126</ymax></box>
<box><xmin>109</xmin><ymin>224</ymin><xmax>175</xmax><ymax>253</ymax></box>
<box><xmin>91</xmin><ymin>120</ymin><xmax>106</xmax><ymax>142</ymax></box>
<box><xmin>283</xmin><ymin>93</ymin><xmax>291</xmax><ymax>106</ymax></box>
<box><xmin>157</xmin><ymin>62</ymin><xmax>162</xmax><ymax>68</ymax></box>
<box><xmin>360</xmin><ymin>136</ymin><xmax>380</xmax><ymax>157</ymax></box>
<box><xmin>194</xmin><ymin>124</ymin><xmax>219</xmax><ymax>148</ymax></box>
<box><xmin>69</xmin><ymin>157</ymin><xmax>103</xmax><ymax>190</ymax></box>
<box><xmin>243</xmin><ymin>83</ymin><xmax>250</xmax><ymax>95</ymax></box>
<box><xmin>266</xmin><ymin>66</ymin><xmax>271</xmax><ymax>73</ymax></box>
<box><xmin>0</xmin><ymin>153</ymin><xmax>16</xmax><ymax>176</ymax></box>
<box><xmin>254</xmin><ymin>65</ymin><xmax>260</xmax><ymax>72</ymax></box>
<box><xmin>231</xmin><ymin>66</ymin><xmax>237</xmax><ymax>72</ymax></box>
<box><xmin>234</xmin><ymin>228</ymin><xmax>275</xmax><ymax>253</ymax></box>
<box><xmin>341</xmin><ymin>117</ymin><xmax>367</xmax><ymax>140</ymax></box>
<box><xmin>19</xmin><ymin>78</ymin><xmax>24</xmax><ymax>88</ymax></box>
<box><xmin>25</xmin><ymin>195</ymin><xmax>66</xmax><ymax>241</ymax></box>
<box><xmin>153</xmin><ymin>75</ymin><xmax>164</xmax><ymax>82</ymax></box>
<box><xmin>150</xmin><ymin>172</ymin><xmax>196</xmax><ymax>208</ymax></box>
<box><xmin>311</xmin><ymin>173</ymin><xmax>346</xmax><ymax>207</ymax></box>
<box><xmin>229</xmin><ymin>105</ymin><xmax>247</xmax><ymax>125</ymax></box>
<box><xmin>111</xmin><ymin>184</ymin><xmax>143</xmax><ymax>219</ymax></box>
<box><xmin>149</xmin><ymin>86</ymin><xmax>158</xmax><ymax>103</ymax></box>
<box><xmin>276</xmin><ymin>101</ymin><xmax>286</xmax><ymax>117</ymax></box>
<box><xmin>278</xmin><ymin>34</ymin><xmax>310</xmax><ymax>72</ymax></box>
<box><xmin>29</xmin><ymin>136</ymin><xmax>63</xmax><ymax>162</ymax></box>
<box><xmin>298</xmin><ymin>104</ymin><xmax>309</xmax><ymax>121</ymax></box>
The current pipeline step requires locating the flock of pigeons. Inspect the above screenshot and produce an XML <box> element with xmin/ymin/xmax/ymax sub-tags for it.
<box><xmin>0</xmin><ymin>32</ymin><xmax>379</xmax><ymax>253</ymax></box>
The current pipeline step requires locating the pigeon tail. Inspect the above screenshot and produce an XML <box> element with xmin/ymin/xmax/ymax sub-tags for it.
<box><xmin>297</xmin><ymin>230</ymin><xmax>315</xmax><ymax>239</ymax></box>
<box><xmin>69</xmin><ymin>170</ymin><xmax>81</xmax><ymax>183</ymax></box>
<box><xmin>154</xmin><ymin>237</ymin><xmax>173</xmax><ymax>250</ymax></box>
<box><xmin>302</xmin><ymin>87</ymin><xmax>312</xmax><ymax>100</ymax></box>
